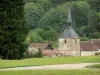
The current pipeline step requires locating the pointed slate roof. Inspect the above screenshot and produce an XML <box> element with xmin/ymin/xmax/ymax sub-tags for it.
<box><xmin>60</xmin><ymin>27</ymin><xmax>79</xmax><ymax>39</ymax></box>
<box><xmin>60</xmin><ymin>8</ymin><xmax>79</xmax><ymax>39</ymax></box>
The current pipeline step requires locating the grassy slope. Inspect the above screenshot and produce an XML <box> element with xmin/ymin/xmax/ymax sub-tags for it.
<box><xmin>0</xmin><ymin>56</ymin><xmax>100</xmax><ymax>68</ymax></box>
<box><xmin>87</xmin><ymin>64</ymin><xmax>100</xmax><ymax>68</ymax></box>
<box><xmin>0</xmin><ymin>70</ymin><xmax>100</xmax><ymax>75</ymax></box>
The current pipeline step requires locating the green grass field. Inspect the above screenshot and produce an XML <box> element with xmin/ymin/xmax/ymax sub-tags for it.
<box><xmin>0</xmin><ymin>56</ymin><xmax>100</xmax><ymax>68</ymax></box>
<box><xmin>87</xmin><ymin>64</ymin><xmax>100</xmax><ymax>68</ymax></box>
<box><xmin>0</xmin><ymin>70</ymin><xmax>100</xmax><ymax>75</ymax></box>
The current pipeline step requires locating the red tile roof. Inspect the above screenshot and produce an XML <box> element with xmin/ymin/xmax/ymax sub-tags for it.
<box><xmin>42</xmin><ymin>50</ymin><xmax>62</xmax><ymax>56</ymax></box>
<box><xmin>80</xmin><ymin>41</ymin><xmax>97</xmax><ymax>51</ymax></box>
<box><xmin>91</xmin><ymin>39</ymin><xmax>100</xmax><ymax>49</ymax></box>
<box><xmin>29</xmin><ymin>43</ymin><xmax>49</xmax><ymax>49</ymax></box>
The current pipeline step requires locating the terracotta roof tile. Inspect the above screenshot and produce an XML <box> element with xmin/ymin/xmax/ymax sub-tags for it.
<box><xmin>42</xmin><ymin>50</ymin><xmax>62</xmax><ymax>56</ymax></box>
<box><xmin>91</xmin><ymin>39</ymin><xmax>100</xmax><ymax>49</ymax></box>
<box><xmin>29</xmin><ymin>43</ymin><xmax>49</xmax><ymax>49</ymax></box>
<box><xmin>80</xmin><ymin>41</ymin><xmax>97</xmax><ymax>51</ymax></box>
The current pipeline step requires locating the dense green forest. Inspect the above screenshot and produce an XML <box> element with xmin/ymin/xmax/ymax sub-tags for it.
<box><xmin>0</xmin><ymin>0</ymin><xmax>100</xmax><ymax>59</ymax></box>
<box><xmin>24</xmin><ymin>0</ymin><xmax>100</xmax><ymax>47</ymax></box>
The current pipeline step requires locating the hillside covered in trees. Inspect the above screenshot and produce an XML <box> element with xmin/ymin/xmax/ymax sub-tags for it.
<box><xmin>24</xmin><ymin>0</ymin><xmax>100</xmax><ymax>47</ymax></box>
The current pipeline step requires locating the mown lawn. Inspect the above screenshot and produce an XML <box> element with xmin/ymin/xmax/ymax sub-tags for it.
<box><xmin>87</xmin><ymin>64</ymin><xmax>100</xmax><ymax>68</ymax></box>
<box><xmin>0</xmin><ymin>70</ymin><xmax>100</xmax><ymax>75</ymax></box>
<box><xmin>0</xmin><ymin>56</ymin><xmax>100</xmax><ymax>68</ymax></box>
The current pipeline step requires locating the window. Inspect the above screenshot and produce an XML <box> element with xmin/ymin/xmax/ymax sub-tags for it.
<box><xmin>75</xmin><ymin>39</ymin><xmax>77</xmax><ymax>44</ymax></box>
<box><xmin>64</xmin><ymin>39</ymin><xmax>66</xmax><ymax>43</ymax></box>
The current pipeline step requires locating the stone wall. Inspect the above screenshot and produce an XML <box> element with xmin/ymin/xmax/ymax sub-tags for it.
<box><xmin>81</xmin><ymin>51</ymin><xmax>97</xmax><ymax>56</ymax></box>
<box><xmin>59</xmin><ymin>50</ymin><xmax>80</xmax><ymax>56</ymax></box>
<box><xmin>58</xmin><ymin>38</ymin><xmax>80</xmax><ymax>51</ymax></box>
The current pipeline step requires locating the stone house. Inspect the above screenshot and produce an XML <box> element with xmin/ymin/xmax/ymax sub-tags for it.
<box><xmin>27</xmin><ymin>43</ymin><xmax>62</xmax><ymax>57</ymax></box>
<box><xmin>80</xmin><ymin>39</ymin><xmax>100</xmax><ymax>56</ymax></box>
<box><xmin>27</xmin><ymin>39</ymin><xmax>100</xmax><ymax>57</ymax></box>
<box><xmin>80</xmin><ymin>41</ymin><xmax>97</xmax><ymax>56</ymax></box>
<box><xmin>27</xmin><ymin>43</ymin><xmax>53</xmax><ymax>56</ymax></box>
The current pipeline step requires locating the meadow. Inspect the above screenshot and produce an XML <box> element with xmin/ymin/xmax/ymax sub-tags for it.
<box><xmin>0</xmin><ymin>56</ymin><xmax>100</xmax><ymax>68</ymax></box>
<box><xmin>87</xmin><ymin>64</ymin><xmax>100</xmax><ymax>68</ymax></box>
<box><xmin>0</xmin><ymin>70</ymin><xmax>100</xmax><ymax>75</ymax></box>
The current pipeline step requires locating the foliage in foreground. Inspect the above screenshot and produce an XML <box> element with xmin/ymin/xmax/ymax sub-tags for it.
<box><xmin>0</xmin><ymin>70</ymin><xmax>100</xmax><ymax>75</ymax></box>
<box><xmin>0</xmin><ymin>56</ymin><xmax>100</xmax><ymax>68</ymax></box>
<box><xmin>0</xmin><ymin>0</ymin><xmax>28</xmax><ymax>59</ymax></box>
<box><xmin>25</xmin><ymin>47</ymin><xmax>43</xmax><ymax>58</ymax></box>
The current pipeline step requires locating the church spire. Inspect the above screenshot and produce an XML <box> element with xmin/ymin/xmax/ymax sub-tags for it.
<box><xmin>67</xmin><ymin>0</ymin><xmax>72</xmax><ymax>26</ymax></box>
<box><xmin>59</xmin><ymin>1</ymin><xmax>79</xmax><ymax>39</ymax></box>
<box><xmin>67</xmin><ymin>8</ymin><xmax>72</xmax><ymax>23</ymax></box>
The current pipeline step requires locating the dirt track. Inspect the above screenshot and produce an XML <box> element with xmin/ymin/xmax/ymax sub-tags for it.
<box><xmin>0</xmin><ymin>63</ymin><xmax>99</xmax><ymax>71</ymax></box>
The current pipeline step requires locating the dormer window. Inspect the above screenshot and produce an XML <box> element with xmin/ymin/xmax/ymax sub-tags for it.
<box><xmin>64</xmin><ymin>39</ymin><xmax>66</xmax><ymax>43</ymax></box>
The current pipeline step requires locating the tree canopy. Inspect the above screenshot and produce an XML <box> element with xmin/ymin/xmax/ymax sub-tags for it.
<box><xmin>0</xmin><ymin>0</ymin><xmax>28</xmax><ymax>59</ymax></box>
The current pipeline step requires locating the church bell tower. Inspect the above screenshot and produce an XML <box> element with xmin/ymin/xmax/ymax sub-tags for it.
<box><xmin>58</xmin><ymin>8</ymin><xmax>80</xmax><ymax>56</ymax></box>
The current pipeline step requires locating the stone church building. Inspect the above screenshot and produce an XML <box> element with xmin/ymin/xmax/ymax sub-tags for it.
<box><xmin>58</xmin><ymin>8</ymin><xmax>80</xmax><ymax>56</ymax></box>
<box><xmin>58</xmin><ymin>8</ymin><xmax>100</xmax><ymax>56</ymax></box>
<box><xmin>28</xmin><ymin>9</ymin><xmax>100</xmax><ymax>57</ymax></box>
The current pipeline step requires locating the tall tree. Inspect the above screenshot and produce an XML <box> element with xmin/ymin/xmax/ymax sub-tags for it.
<box><xmin>0</xmin><ymin>0</ymin><xmax>28</xmax><ymax>59</ymax></box>
<box><xmin>87</xmin><ymin>0</ymin><xmax>100</xmax><ymax>12</ymax></box>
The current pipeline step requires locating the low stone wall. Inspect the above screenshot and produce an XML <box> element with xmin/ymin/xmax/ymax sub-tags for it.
<box><xmin>81</xmin><ymin>51</ymin><xmax>97</xmax><ymax>56</ymax></box>
<box><xmin>59</xmin><ymin>50</ymin><xmax>81</xmax><ymax>56</ymax></box>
